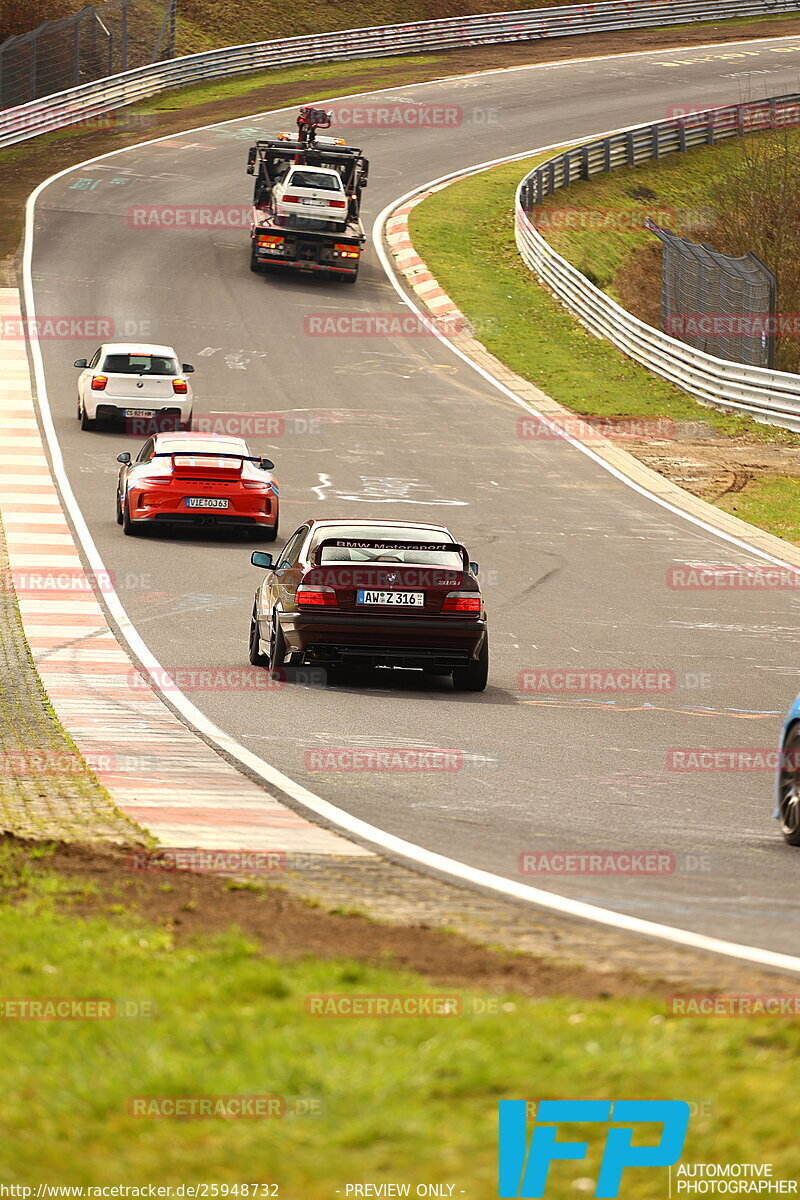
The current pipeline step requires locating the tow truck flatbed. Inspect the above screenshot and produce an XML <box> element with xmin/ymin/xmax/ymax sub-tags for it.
<box><xmin>246</xmin><ymin>111</ymin><xmax>369</xmax><ymax>282</ymax></box>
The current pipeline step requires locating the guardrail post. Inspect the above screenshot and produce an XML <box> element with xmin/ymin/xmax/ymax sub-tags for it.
<box><xmin>706</xmin><ymin>111</ymin><xmax>715</xmax><ymax>145</ymax></box>
<box><xmin>562</xmin><ymin>151</ymin><xmax>571</xmax><ymax>187</ymax></box>
<box><xmin>652</xmin><ymin>124</ymin><xmax>660</xmax><ymax>161</ymax></box>
<box><xmin>580</xmin><ymin>145</ymin><xmax>590</xmax><ymax>179</ymax></box>
<box><xmin>677</xmin><ymin>118</ymin><xmax>686</xmax><ymax>153</ymax></box>
<box><xmin>626</xmin><ymin>130</ymin><xmax>635</xmax><ymax>164</ymax></box>
<box><xmin>603</xmin><ymin>138</ymin><xmax>611</xmax><ymax>172</ymax></box>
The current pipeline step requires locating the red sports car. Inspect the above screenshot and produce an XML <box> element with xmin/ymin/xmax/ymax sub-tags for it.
<box><xmin>115</xmin><ymin>432</ymin><xmax>278</xmax><ymax>539</ymax></box>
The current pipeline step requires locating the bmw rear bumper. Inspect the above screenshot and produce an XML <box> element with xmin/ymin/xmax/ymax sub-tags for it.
<box><xmin>278</xmin><ymin>611</ymin><xmax>487</xmax><ymax>668</ymax></box>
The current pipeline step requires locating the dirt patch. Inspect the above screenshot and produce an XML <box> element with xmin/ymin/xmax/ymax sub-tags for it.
<box><xmin>4</xmin><ymin>17</ymin><xmax>800</xmax><ymax>275</ymax></box>
<box><xmin>621</xmin><ymin>427</ymin><xmax>800</xmax><ymax>514</ymax></box>
<box><xmin>2</xmin><ymin>834</ymin><xmax>664</xmax><ymax>1001</ymax></box>
<box><xmin>3</xmin><ymin>833</ymin><xmax>794</xmax><ymax>996</ymax></box>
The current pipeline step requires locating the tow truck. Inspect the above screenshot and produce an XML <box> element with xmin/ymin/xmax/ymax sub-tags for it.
<box><xmin>246</xmin><ymin>107</ymin><xmax>368</xmax><ymax>283</ymax></box>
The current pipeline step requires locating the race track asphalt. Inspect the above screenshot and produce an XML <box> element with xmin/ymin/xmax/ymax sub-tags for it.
<box><xmin>28</xmin><ymin>32</ymin><xmax>800</xmax><ymax>953</ymax></box>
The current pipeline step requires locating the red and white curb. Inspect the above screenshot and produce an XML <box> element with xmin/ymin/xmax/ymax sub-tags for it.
<box><xmin>0</xmin><ymin>288</ymin><xmax>371</xmax><ymax>858</ymax></box>
<box><xmin>385</xmin><ymin>196</ymin><xmax>470</xmax><ymax>326</ymax></box>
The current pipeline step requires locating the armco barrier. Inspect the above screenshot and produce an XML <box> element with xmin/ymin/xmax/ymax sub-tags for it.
<box><xmin>2</xmin><ymin>0</ymin><xmax>800</xmax><ymax>149</ymax></box>
<box><xmin>515</xmin><ymin>94</ymin><xmax>800</xmax><ymax>429</ymax></box>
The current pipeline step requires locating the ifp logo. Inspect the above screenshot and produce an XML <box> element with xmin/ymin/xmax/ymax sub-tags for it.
<box><xmin>498</xmin><ymin>1100</ymin><xmax>690</xmax><ymax>1197</ymax></box>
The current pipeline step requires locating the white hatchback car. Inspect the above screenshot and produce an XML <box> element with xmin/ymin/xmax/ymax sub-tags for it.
<box><xmin>74</xmin><ymin>342</ymin><xmax>195</xmax><ymax>430</ymax></box>
<box><xmin>271</xmin><ymin>165</ymin><xmax>349</xmax><ymax>227</ymax></box>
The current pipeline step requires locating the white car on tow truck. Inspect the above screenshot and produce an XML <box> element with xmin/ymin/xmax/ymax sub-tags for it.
<box><xmin>74</xmin><ymin>342</ymin><xmax>194</xmax><ymax>431</ymax></box>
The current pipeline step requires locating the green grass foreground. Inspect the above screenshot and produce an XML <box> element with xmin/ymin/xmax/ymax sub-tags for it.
<box><xmin>1</xmin><ymin>843</ymin><xmax>800</xmax><ymax>1191</ymax></box>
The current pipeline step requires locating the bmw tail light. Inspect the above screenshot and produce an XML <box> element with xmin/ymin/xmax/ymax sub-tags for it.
<box><xmin>172</xmin><ymin>379</ymin><xmax>188</xmax><ymax>395</ymax></box>
<box><xmin>297</xmin><ymin>585</ymin><xmax>338</xmax><ymax>607</ymax></box>
<box><xmin>329</xmin><ymin>200</ymin><xmax>346</xmax><ymax>208</ymax></box>
<box><xmin>90</xmin><ymin>375</ymin><xmax>108</xmax><ymax>391</ymax></box>
<box><xmin>282</xmin><ymin>194</ymin><xmax>300</xmax><ymax>203</ymax></box>
<box><xmin>442</xmin><ymin>591</ymin><xmax>482</xmax><ymax>614</ymax></box>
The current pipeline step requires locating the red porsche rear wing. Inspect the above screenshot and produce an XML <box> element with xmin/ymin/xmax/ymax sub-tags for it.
<box><xmin>151</xmin><ymin>451</ymin><xmax>262</xmax><ymax>480</ymax></box>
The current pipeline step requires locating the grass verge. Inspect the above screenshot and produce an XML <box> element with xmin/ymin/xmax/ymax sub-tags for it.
<box><xmin>1</xmin><ymin>837</ymin><xmax>799</xmax><ymax>1189</ymax></box>
<box><xmin>408</xmin><ymin>149</ymin><xmax>800</xmax><ymax>540</ymax></box>
<box><xmin>410</xmin><ymin>152</ymin><xmax>799</xmax><ymax>438</ymax></box>
<box><xmin>717</xmin><ymin>474</ymin><xmax>800</xmax><ymax>542</ymax></box>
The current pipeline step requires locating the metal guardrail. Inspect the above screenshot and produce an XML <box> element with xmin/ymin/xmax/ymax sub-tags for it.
<box><xmin>2</xmin><ymin>0</ymin><xmax>800</xmax><ymax>148</ymax></box>
<box><xmin>515</xmin><ymin>94</ymin><xmax>800</xmax><ymax>430</ymax></box>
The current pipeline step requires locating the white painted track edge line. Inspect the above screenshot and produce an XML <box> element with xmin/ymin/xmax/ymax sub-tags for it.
<box><xmin>18</xmin><ymin>54</ymin><xmax>800</xmax><ymax>975</ymax></box>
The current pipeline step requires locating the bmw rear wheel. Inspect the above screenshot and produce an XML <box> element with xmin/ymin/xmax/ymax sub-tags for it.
<box><xmin>271</xmin><ymin>619</ymin><xmax>289</xmax><ymax>676</ymax></box>
<box><xmin>248</xmin><ymin>604</ymin><xmax>269</xmax><ymax>667</ymax></box>
<box><xmin>452</xmin><ymin>635</ymin><xmax>489</xmax><ymax>693</ymax></box>
<box><xmin>268</xmin><ymin>615</ymin><xmax>287</xmax><ymax>676</ymax></box>
<box><xmin>778</xmin><ymin>725</ymin><xmax>800</xmax><ymax>845</ymax></box>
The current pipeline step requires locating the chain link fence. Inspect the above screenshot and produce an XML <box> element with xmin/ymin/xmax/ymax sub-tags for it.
<box><xmin>0</xmin><ymin>0</ymin><xmax>176</xmax><ymax>111</ymax></box>
<box><xmin>644</xmin><ymin>219</ymin><xmax>777</xmax><ymax>369</ymax></box>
